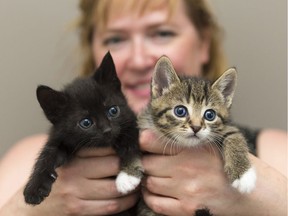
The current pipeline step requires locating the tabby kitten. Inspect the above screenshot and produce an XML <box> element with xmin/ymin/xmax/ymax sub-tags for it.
<box><xmin>24</xmin><ymin>52</ymin><xmax>143</xmax><ymax>207</ymax></box>
<box><xmin>138</xmin><ymin>56</ymin><xmax>256</xmax><ymax>216</ymax></box>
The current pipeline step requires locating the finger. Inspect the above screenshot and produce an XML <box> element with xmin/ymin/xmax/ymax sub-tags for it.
<box><xmin>142</xmin><ymin>154</ymin><xmax>173</xmax><ymax>177</ymax></box>
<box><xmin>142</xmin><ymin>176</ymin><xmax>176</xmax><ymax>198</ymax></box>
<box><xmin>140</xmin><ymin>130</ymin><xmax>182</xmax><ymax>155</ymax></box>
<box><xmin>142</xmin><ymin>187</ymin><xmax>182</xmax><ymax>216</ymax></box>
<box><xmin>80</xmin><ymin>192</ymin><xmax>139</xmax><ymax>215</ymax></box>
<box><xmin>77</xmin><ymin>178</ymin><xmax>138</xmax><ymax>200</ymax></box>
<box><xmin>59</xmin><ymin>155</ymin><xmax>120</xmax><ymax>179</ymax></box>
<box><xmin>140</xmin><ymin>130</ymin><xmax>164</xmax><ymax>153</ymax></box>
<box><xmin>77</xmin><ymin>147</ymin><xmax>116</xmax><ymax>158</ymax></box>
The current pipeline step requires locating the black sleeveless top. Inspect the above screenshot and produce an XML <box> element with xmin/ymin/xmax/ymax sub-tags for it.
<box><xmin>237</xmin><ymin>125</ymin><xmax>260</xmax><ymax>156</ymax></box>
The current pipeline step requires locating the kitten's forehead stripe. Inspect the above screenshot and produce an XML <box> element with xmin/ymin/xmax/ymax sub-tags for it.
<box><xmin>204</xmin><ymin>83</ymin><xmax>210</xmax><ymax>106</ymax></box>
<box><xmin>186</xmin><ymin>83</ymin><xmax>192</xmax><ymax>104</ymax></box>
<box><xmin>155</xmin><ymin>107</ymin><xmax>171</xmax><ymax>118</ymax></box>
<box><xmin>190</xmin><ymin>91</ymin><xmax>196</xmax><ymax>103</ymax></box>
<box><xmin>204</xmin><ymin>82</ymin><xmax>209</xmax><ymax>96</ymax></box>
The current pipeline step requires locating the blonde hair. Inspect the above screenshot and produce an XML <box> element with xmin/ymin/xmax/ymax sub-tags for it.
<box><xmin>78</xmin><ymin>0</ymin><xmax>227</xmax><ymax>81</ymax></box>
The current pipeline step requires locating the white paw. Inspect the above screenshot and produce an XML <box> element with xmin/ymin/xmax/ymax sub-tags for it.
<box><xmin>232</xmin><ymin>167</ymin><xmax>257</xmax><ymax>193</ymax></box>
<box><xmin>116</xmin><ymin>172</ymin><xmax>141</xmax><ymax>194</ymax></box>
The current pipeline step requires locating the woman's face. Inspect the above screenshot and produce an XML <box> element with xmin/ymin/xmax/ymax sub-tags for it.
<box><xmin>92</xmin><ymin>0</ymin><xmax>210</xmax><ymax>113</ymax></box>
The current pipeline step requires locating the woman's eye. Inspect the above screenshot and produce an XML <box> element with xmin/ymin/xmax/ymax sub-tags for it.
<box><xmin>174</xmin><ymin>105</ymin><xmax>188</xmax><ymax>117</ymax></box>
<box><xmin>103</xmin><ymin>36</ymin><xmax>125</xmax><ymax>46</ymax></box>
<box><xmin>204</xmin><ymin>109</ymin><xmax>217</xmax><ymax>121</ymax></box>
<box><xmin>107</xmin><ymin>106</ymin><xmax>120</xmax><ymax>118</ymax></box>
<box><xmin>155</xmin><ymin>30</ymin><xmax>175</xmax><ymax>37</ymax></box>
<box><xmin>79</xmin><ymin>118</ymin><xmax>93</xmax><ymax>129</ymax></box>
<box><xmin>150</xmin><ymin>30</ymin><xmax>176</xmax><ymax>41</ymax></box>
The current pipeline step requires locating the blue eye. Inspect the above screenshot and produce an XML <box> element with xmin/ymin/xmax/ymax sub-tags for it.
<box><xmin>79</xmin><ymin>118</ymin><xmax>93</xmax><ymax>129</ymax></box>
<box><xmin>174</xmin><ymin>105</ymin><xmax>188</xmax><ymax>117</ymax></box>
<box><xmin>107</xmin><ymin>106</ymin><xmax>120</xmax><ymax>118</ymax></box>
<box><xmin>204</xmin><ymin>109</ymin><xmax>216</xmax><ymax>121</ymax></box>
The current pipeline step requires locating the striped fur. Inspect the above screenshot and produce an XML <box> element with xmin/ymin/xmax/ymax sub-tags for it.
<box><xmin>138</xmin><ymin>56</ymin><xmax>256</xmax><ymax>216</ymax></box>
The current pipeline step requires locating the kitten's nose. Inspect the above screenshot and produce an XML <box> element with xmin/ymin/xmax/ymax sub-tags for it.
<box><xmin>191</xmin><ymin>126</ymin><xmax>201</xmax><ymax>134</ymax></box>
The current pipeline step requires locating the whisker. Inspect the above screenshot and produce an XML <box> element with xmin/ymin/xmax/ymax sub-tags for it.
<box><xmin>206</xmin><ymin>137</ymin><xmax>219</xmax><ymax>158</ymax></box>
<box><xmin>206</xmin><ymin>135</ymin><xmax>225</xmax><ymax>160</ymax></box>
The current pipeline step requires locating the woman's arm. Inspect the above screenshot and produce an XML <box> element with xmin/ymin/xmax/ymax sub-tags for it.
<box><xmin>257</xmin><ymin>129</ymin><xmax>287</xmax><ymax>177</ymax></box>
<box><xmin>140</xmin><ymin>130</ymin><xmax>287</xmax><ymax>216</ymax></box>
<box><xmin>0</xmin><ymin>134</ymin><xmax>47</xmax><ymax>208</ymax></box>
<box><xmin>0</xmin><ymin>135</ymin><xmax>138</xmax><ymax>215</ymax></box>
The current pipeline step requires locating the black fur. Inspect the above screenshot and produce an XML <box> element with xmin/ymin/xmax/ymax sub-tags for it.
<box><xmin>23</xmin><ymin>52</ymin><xmax>141</xmax><ymax>211</ymax></box>
<box><xmin>195</xmin><ymin>208</ymin><xmax>213</xmax><ymax>216</ymax></box>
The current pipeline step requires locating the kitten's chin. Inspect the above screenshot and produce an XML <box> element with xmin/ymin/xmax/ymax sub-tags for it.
<box><xmin>177</xmin><ymin>136</ymin><xmax>203</xmax><ymax>147</ymax></box>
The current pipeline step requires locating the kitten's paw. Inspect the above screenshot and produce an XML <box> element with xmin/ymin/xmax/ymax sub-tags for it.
<box><xmin>116</xmin><ymin>171</ymin><xmax>141</xmax><ymax>194</ymax></box>
<box><xmin>23</xmin><ymin>173</ymin><xmax>56</xmax><ymax>205</ymax></box>
<box><xmin>24</xmin><ymin>185</ymin><xmax>50</xmax><ymax>205</ymax></box>
<box><xmin>232</xmin><ymin>167</ymin><xmax>256</xmax><ymax>193</ymax></box>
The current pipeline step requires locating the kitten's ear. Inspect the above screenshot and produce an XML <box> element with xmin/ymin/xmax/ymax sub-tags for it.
<box><xmin>36</xmin><ymin>85</ymin><xmax>68</xmax><ymax>124</ymax></box>
<box><xmin>152</xmin><ymin>56</ymin><xmax>180</xmax><ymax>98</ymax></box>
<box><xmin>93</xmin><ymin>51</ymin><xmax>121</xmax><ymax>90</ymax></box>
<box><xmin>212</xmin><ymin>68</ymin><xmax>237</xmax><ymax>108</ymax></box>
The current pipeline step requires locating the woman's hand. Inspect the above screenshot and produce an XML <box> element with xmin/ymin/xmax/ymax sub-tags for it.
<box><xmin>0</xmin><ymin>142</ymin><xmax>139</xmax><ymax>216</ymax></box>
<box><xmin>140</xmin><ymin>129</ymin><xmax>287</xmax><ymax>216</ymax></box>
<box><xmin>140</xmin><ymin>130</ymin><xmax>240</xmax><ymax>215</ymax></box>
<box><xmin>36</xmin><ymin>147</ymin><xmax>139</xmax><ymax>215</ymax></box>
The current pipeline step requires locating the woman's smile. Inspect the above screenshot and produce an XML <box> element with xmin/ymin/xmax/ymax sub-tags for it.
<box><xmin>127</xmin><ymin>83</ymin><xmax>151</xmax><ymax>97</ymax></box>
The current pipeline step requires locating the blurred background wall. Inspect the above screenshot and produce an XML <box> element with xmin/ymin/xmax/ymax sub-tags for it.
<box><xmin>0</xmin><ymin>0</ymin><xmax>286</xmax><ymax>157</ymax></box>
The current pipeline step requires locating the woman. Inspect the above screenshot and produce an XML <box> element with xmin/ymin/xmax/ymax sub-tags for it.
<box><xmin>0</xmin><ymin>0</ymin><xmax>286</xmax><ymax>215</ymax></box>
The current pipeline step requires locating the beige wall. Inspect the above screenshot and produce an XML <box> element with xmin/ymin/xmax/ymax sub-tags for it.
<box><xmin>0</xmin><ymin>0</ymin><xmax>286</xmax><ymax>157</ymax></box>
<box><xmin>209</xmin><ymin>0</ymin><xmax>287</xmax><ymax>131</ymax></box>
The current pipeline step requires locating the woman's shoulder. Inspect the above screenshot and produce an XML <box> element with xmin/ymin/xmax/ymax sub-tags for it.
<box><xmin>0</xmin><ymin>134</ymin><xmax>47</xmax><ymax>207</ymax></box>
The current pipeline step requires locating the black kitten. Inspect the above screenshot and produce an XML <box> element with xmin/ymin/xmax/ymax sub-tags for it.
<box><xmin>24</xmin><ymin>52</ymin><xmax>143</xmax><ymax>206</ymax></box>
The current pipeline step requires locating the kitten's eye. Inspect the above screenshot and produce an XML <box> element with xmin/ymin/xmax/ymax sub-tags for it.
<box><xmin>174</xmin><ymin>105</ymin><xmax>188</xmax><ymax>117</ymax></box>
<box><xmin>79</xmin><ymin>118</ymin><xmax>93</xmax><ymax>129</ymax></box>
<box><xmin>204</xmin><ymin>109</ymin><xmax>216</xmax><ymax>121</ymax></box>
<box><xmin>107</xmin><ymin>106</ymin><xmax>120</xmax><ymax>118</ymax></box>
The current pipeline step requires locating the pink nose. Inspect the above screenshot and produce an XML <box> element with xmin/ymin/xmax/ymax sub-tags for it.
<box><xmin>191</xmin><ymin>126</ymin><xmax>201</xmax><ymax>133</ymax></box>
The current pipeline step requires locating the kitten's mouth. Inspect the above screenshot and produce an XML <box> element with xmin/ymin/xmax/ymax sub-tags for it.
<box><xmin>188</xmin><ymin>134</ymin><xmax>200</xmax><ymax>139</ymax></box>
<box><xmin>177</xmin><ymin>134</ymin><xmax>202</xmax><ymax>147</ymax></box>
